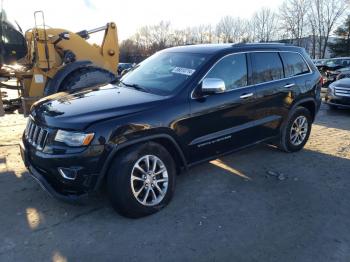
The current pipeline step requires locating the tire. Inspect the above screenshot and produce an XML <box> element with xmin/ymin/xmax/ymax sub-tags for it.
<box><xmin>107</xmin><ymin>142</ymin><xmax>176</xmax><ymax>218</ymax></box>
<box><xmin>44</xmin><ymin>67</ymin><xmax>115</xmax><ymax>95</ymax></box>
<box><xmin>328</xmin><ymin>104</ymin><xmax>338</xmax><ymax>110</ymax></box>
<box><xmin>278</xmin><ymin>107</ymin><xmax>312</xmax><ymax>153</ymax></box>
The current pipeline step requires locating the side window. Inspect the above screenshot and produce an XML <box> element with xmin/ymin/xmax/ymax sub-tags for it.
<box><xmin>251</xmin><ymin>52</ymin><xmax>284</xmax><ymax>84</ymax></box>
<box><xmin>280</xmin><ymin>52</ymin><xmax>310</xmax><ymax>77</ymax></box>
<box><xmin>206</xmin><ymin>53</ymin><xmax>248</xmax><ymax>90</ymax></box>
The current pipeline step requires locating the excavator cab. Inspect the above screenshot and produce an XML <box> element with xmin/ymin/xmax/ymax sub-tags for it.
<box><xmin>0</xmin><ymin>10</ymin><xmax>27</xmax><ymax>65</ymax></box>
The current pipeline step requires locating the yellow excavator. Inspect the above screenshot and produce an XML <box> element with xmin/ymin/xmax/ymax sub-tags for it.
<box><xmin>0</xmin><ymin>10</ymin><xmax>119</xmax><ymax>115</ymax></box>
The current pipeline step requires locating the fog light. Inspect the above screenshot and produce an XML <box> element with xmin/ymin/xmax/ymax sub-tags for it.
<box><xmin>58</xmin><ymin>167</ymin><xmax>78</xmax><ymax>180</ymax></box>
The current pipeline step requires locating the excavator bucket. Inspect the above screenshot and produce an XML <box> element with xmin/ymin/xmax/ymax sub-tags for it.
<box><xmin>0</xmin><ymin>11</ymin><xmax>27</xmax><ymax>65</ymax></box>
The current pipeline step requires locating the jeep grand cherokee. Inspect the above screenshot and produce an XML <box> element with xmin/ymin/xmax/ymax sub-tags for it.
<box><xmin>20</xmin><ymin>43</ymin><xmax>322</xmax><ymax>218</ymax></box>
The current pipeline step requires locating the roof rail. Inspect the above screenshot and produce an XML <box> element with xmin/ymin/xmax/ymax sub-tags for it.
<box><xmin>232</xmin><ymin>42</ymin><xmax>291</xmax><ymax>47</ymax></box>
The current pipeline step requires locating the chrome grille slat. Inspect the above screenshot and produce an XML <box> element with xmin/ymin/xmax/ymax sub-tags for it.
<box><xmin>334</xmin><ymin>87</ymin><xmax>350</xmax><ymax>91</ymax></box>
<box><xmin>27</xmin><ymin>121</ymin><xmax>34</xmax><ymax>140</ymax></box>
<box><xmin>25</xmin><ymin>121</ymin><xmax>31</xmax><ymax>137</ymax></box>
<box><xmin>335</xmin><ymin>93</ymin><xmax>350</xmax><ymax>97</ymax></box>
<box><xmin>335</xmin><ymin>87</ymin><xmax>350</xmax><ymax>97</ymax></box>
<box><xmin>28</xmin><ymin>124</ymin><xmax>35</xmax><ymax>143</ymax></box>
<box><xmin>32</xmin><ymin>126</ymin><xmax>40</xmax><ymax>146</ymax></box>
<box><xmin>37</xmin><ymin>129</ymin><xmax>44</xmax><ymax>148</ymax></box>
<box><xmin>25</xmin><ymin>119</ymin><xmax>49</xmax><ymax>150</ymax></box>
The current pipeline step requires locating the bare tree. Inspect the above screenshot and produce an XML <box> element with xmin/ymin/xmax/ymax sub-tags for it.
<box><xmin>170</xmin><ymin>29</ymin><xmax>186</xmax><ymax>46</ymax></box>
<box><xmin>216</xmin><ymin>16</ymin><xmax>246</xmax><ymax>43</ymax></box>
<box><xmin>279</xmin><ymin>0</ymin><xmax>310</xmax><ymax>45</ymax></box>
<box><xmin>309</xmin><ymin>0</ymin><xmax>348</xmax><ymax>58</ymax></box>
<box><xmin>150</xmin><ymin>21</ymin><xmax>171</xmax><ymax>49</ymax></box>
<box><xmin>308</xmin><ymin>14</ymin><xmax>318</xmax><ymax>58</ymax></box>
<box><xmin>251</xmin><ymin>7</ymin><xmax>279</xmax><ymax>42</ymax></box>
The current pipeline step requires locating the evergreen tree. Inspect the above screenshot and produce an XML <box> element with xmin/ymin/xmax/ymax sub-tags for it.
<box><xmin>329</xmin><ymin>15</ymin><xmax>350</xmax><ymax>57</ymax></box>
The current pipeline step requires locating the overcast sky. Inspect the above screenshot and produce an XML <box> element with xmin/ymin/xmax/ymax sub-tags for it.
<box><xmin>4</xmin><ymin>0</ymin><xmax>282</xmax><ymax>42</ymax></box>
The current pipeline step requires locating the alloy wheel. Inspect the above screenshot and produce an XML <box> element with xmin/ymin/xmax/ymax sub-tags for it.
<box><xmin>290</xmin><ymin>115</ymin><xmax>308</xmax><ymax>146</ymax></box>
<box><xmin>130</xmin><ymin>155</ymin><xmax>169</xmax><ymax>206</ymax></box>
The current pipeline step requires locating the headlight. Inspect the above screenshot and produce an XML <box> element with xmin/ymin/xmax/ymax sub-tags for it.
<box><xmin>328</xmin><ymin>85</ymin><xmax>335</xmax><ymax>95</ymax></box>
<box><xmin>54</xmin><ymin>130</ymin><xmax>94</xmax><ymax>147</ymax></box>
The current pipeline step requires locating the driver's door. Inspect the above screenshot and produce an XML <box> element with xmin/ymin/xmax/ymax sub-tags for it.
<box><xmin>186</xmin><ymin>53</ymin><xmax>258</xmax><ymax>163</ymax></box>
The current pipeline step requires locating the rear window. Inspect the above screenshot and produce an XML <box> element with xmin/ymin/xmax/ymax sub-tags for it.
<box><xmin>280</xmin><ymin>52</ymin><xmax>310</xmax><ymax>77</ymax></box>
<box><xmin>251</xmin><ymin>52</ymin><xmax>284</xmax><ymax>84</ymax></box>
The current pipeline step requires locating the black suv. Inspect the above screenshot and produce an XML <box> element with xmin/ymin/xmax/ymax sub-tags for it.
<box><xmin>20</xmin><ymin>44</ymin><xmax>322</xmax><ymax>218</ymax></box>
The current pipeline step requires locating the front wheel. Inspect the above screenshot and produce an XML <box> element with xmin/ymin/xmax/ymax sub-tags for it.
<box><xmin>107</xmin><ymin>142</ymin><xmax>176</xmax><ymax>218</ymax></box>
<box><xmin>278</xmin><ymin>107</ymin><xmax>312</xmax><ymax>152</ymax></box>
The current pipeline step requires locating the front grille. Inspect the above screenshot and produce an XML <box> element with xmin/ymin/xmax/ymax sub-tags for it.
<box><xmin>335</xmin><ymin>87</ymin><xmax>350</xmax><ymax>97</ymax></box>
<box><xmin>25</xmin><ymin>119</ymin><xmax>49</xmax><ymax>150</ymax></box>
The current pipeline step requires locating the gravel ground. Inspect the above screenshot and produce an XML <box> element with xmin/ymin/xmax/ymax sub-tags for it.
<box><xmin>0</xmin><ymin>103</ymin><xmax>349</xmax><ymax>262</ymax></box>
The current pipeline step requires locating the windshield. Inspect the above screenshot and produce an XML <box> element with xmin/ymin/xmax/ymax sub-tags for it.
<box><xmin>119</xmin><ymin>52</ymin><xmax>209</xmax><ymax>95</ymax></box>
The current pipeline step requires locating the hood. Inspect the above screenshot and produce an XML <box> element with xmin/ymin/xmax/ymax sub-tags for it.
<box><xmin>31</xmin><ymin>84</ymin><xmax>166</xmax><ymax>130</ymax></box>
<box><xmin>331</xmin><ymin>78</ymin><xmax>350</xmax><ymax>88</ymax></box>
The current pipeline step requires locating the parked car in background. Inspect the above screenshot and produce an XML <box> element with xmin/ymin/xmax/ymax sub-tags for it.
<box><xmin>317</xmin><ymin>57</ymin><xmax>350</xmax><ymax>87</ymax></box>
<box><xmin>325</xmin><ymin>78</ymin><xmax>350</xmax><ymax>109</ymax></box>
<box><xmin>313</xmin><ymin>59</ymin><xmax>328</xmax><ymax>67</ymax></box>
<box><xmin>325</xmin><ymin>57</ymin><xmax>350</xmax><ymax>68</ymax></box>
<box><xmin>20</xmin><ymin>43</ymin><xmax>322</xmax><ymax>218</ymax></box>
<box><xmin>336</xmin><ymin>67</ymin><xmax>350</xmax><ymax>81</ymax></box>
<box><xmin>325</xmin><ymin>66</ymin><xmax>350</xmax><ymax>83</ymax></box>
<box><xmin>117</xmin><ymin>63</ymin><xmax>134</xmax><ymax>77</ymax></box>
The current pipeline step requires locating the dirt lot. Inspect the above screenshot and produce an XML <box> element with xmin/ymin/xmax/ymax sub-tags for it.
<box><xmin>0</xmin><ymin>103</ymin><xmax>350</xmax><ymax>262</ymax></box>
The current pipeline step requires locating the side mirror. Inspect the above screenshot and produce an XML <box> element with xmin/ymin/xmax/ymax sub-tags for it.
<box><xmin>201</xmin><ymin>78</ymin><xmax>226</xmax><ymax>94</ymax></box>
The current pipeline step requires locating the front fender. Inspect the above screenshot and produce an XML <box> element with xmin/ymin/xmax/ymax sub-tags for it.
<box><xmin>94</xmin><ymin>132</ymin><xmax>188</xmax><ymax>190</ymax></box>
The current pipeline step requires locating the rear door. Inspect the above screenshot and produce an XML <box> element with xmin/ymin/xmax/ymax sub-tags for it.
<box><xmin>279</xmin><ymin>51</ymin><xmax>312</xmax><ymax>95</ymax></box>
<box><xmin>250</xmin><ymin>52</ymin><xmax>291</xmax><ymax>139</ymax></box>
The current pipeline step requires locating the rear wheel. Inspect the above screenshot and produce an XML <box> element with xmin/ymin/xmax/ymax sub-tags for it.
<box><xmin>278</xmin><ymin>107</ymin><xmax>312</xmax><ymax>152</ymax></box>
<box><xmin>107</xmin><ymin>142</ymin><xmax>176</xmax><ymax>218</ymax></box>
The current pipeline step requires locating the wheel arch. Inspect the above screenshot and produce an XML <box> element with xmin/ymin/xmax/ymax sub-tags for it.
<box><xmin>95</xmin><ymin>134</ymin><xmax>188</xmax><ymax>190</ymax></box>
<box><xmin>44</xmin><ymin>61</ymin><xmax>92</xmax><ymax>95</ymax></box>
<box><xmin>278</xmin><ymin>97</ymin><xmax>318</xmax><ymax>138</ymax></box>
<box><xmin>292</xmin><ymin>98</ymin><xmax>317</xmax><ymax>122</ymax></box>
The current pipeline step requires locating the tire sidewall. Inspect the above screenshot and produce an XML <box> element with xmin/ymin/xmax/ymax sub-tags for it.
<box><xmin>107</xmin><ymin>142</ymin><xmax>176</xmax><ymax>218</ymax></box>
<box><xmin>282</xmin><ymin>107</ymin><xmax>312</xmax><ymax>152</ymax></box>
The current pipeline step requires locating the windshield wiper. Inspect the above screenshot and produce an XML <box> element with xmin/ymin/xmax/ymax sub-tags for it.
<box><xmin>119</xmin><ymin>80</ymin><xmax>149</xmax><ymax>93</ymax></box>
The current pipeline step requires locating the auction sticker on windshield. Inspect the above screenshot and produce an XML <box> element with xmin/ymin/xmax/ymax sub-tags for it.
<box><xmin>172</xmin><ymin>67</ymin><xmax>196</xmax><ymax>76</ymax></box>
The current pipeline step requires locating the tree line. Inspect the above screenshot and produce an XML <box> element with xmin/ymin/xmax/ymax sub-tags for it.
<box><xmin>120</xmin><ymin>0</ymin><xmax>349</xmax><ymax>63</ymax></box>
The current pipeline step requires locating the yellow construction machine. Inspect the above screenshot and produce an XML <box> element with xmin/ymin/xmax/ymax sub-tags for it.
<box><xmin>0</xmin><ymin>10</ymin><xmax>119</xmax><ymax>115</ymax></box>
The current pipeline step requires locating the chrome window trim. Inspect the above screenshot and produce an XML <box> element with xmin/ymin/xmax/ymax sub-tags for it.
<box><xmin>190</xmin><ymin>50</ymin><xmax>313</xmax><ymax>99</ymax></box>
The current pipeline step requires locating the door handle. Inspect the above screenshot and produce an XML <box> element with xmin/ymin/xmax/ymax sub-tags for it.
<box><xmin>284</xmin><ymin>83</ymin><xmax>295</xmax><ymax>88</ymax></box>
<box><xmin>240</xmin><ymin>93</ymin><xmax>253</xmax><ymax>99</ymax></box>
